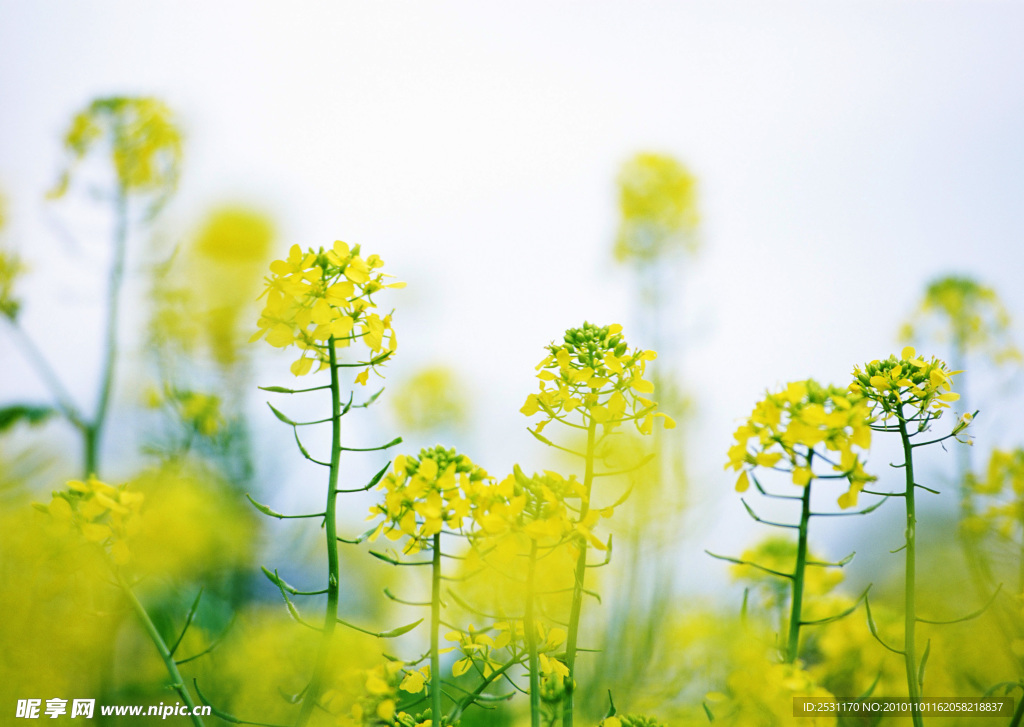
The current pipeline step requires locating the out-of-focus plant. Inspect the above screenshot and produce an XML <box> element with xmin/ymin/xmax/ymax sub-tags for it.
<box><xmin>900</xmin><ymin>276</ymin><xmax>1020</xmax><ymax>372</ymax></box>
<box><xmin>151</xmin><ymin>206</ymin><xmax>275</xmax><ymax>369</ymax></box>
<box><xmin>614</xmin><ymin>153</ymin><xmax>698</xmax><ymax>264</ymax></box>
<box><xmin>2</xmin><ymin>97</ymin><xmax>183</xmax><ymax>477</ymax></box>
<box><xmin>851</xmin><ymin>347</ymin><xmax>974</xmax><ymax>727</ymax></box>
<box><xmin>231</xmin><ymin>240</ymin><xmax>403</xmax><ymax>726</ymax></box>
<box><xmin>0</xmin><ymin>190</ymin><xmax>25</xmax><ymax>321</ymax></box>
<box><xmin>35</xmin><ymin>477</ymin><xmax>207</xmax><ymax>726</ymax></box>
<box><xmin>521</xmin><ymin>321</ymin><xmax>673</xmax><ymax>727</ymax></box>
<box><xmin>368</xmin><ymin>446</ymin><xmax>526</xmax><ymax>725</ymax></box>
<box><xmin>457</xmin><ymin>467</ymin><xmax>585</xmax><ymax>726</ymax></box>
<box><xmin>391</xmin><ymin>365</ymin><xmax>470</xmax><ymax>435</ymax></box>
<box><xmin>143</xmin><ymin>206</ymin><xmax>276</xmax><ymax>486</ymax></box>
<box><xmin>49</xmin><ymin>97</ymin><xmax>182</xmax><ymax>212</ymax></box>
<box><xmin>605</xmin><ymin>152</ymin><xmax>698</xmax><ymax>706</ymax></box>
<box><xmin>718</xmin><ymin>380</ymin><xmax>877</xmax><ymax>664</ymax></box>
<box><xmin>962</xmin><ymin>448</ymin><xmax>1024</xmax><ymax>691</ymax></box>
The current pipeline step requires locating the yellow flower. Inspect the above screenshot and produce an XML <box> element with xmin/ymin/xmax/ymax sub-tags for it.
<box><xmin>614</xmin><ymin>152</ymin><xmax>699</xmax><ymax>262</ymax></box>
<box><xmin>901</xmin><ymin>275</ymin><xmax>1021</xmax><ymax>365</ymax></box>
<box><xmin>252</xmin><ymin>241</ymin><xmax>403</xmax><ymax>381</ymax></box>
<box><xmin>49</xmin><ymin>97</ymin><xmax>182</xmax><ymax>202</ymax></box>
<box><xmin>37</xmin><ymin>477</ymin><xmax>144</xmax><ymax>565</ymax></box>
<box><xmin>367</xmin><ymin>446</ymin><xmax>490</xmax><ymax>552</ymax></box>
<box><xmin>522</xmin><ymin>322</ymin><xmax>672</xmax><ymax>436</ymax></box>
<box><xmin>850</xmin><ymin>348</ymin><xmax>961</xmax><ymax>422</ymax></box>
<box><xmin>726</xmin><ymin>379</ymin><xmax>874</xmax><ymax>508</ymax></box>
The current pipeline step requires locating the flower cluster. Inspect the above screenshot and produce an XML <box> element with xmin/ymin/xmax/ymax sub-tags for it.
<box><xmin>614</xmin><ymin>152</ymin><xmax>699</xmax><ymax>263</ymax></box>
<box><xmin>49</xmin><ymin>97</ymin><xmax>183</xmax><ymax>200</ymax></box>
<box><xmin>963</xmin><ymin>448</ymin><xmax>1024</xmax><ymax>539</ymax></box>
<box><xmin>446</xmin><ymin>623</ymin><xmax>511</xmax><ymax>678</ymax></box>
<box><xmin>850</xmin><ymin>347</ymin><xmax>960</xmax><ymax>421</ymax></box>
<box><xmin>368</xmin><ymin>446</ymin><xmax>490</xmax><ymax>552</ymax></box>
<box><xmin>38</xmin><ymin>477</ymin><xmax>144</xmax><ymax>565</ymax></box>
<box><xmin>725</xmin><ymin>379</ymin><xmax>874</xmax><ymax>508</ymax></box>
<box><xmin>251</xmin><ymin>241</ymin><xmax>403</xmax><ymax>379</ymax></box>
<box><xmin>146</xmin><ymin>385</ymin><xmax>224</xmax><ymax>437</ymax></box>
<box><xmin>900</xmin><ymin>275</ymin><xmax>1021</xmax><ymax>364</ymax></box>
<box><xmin>324</xmin><ymin>660</ymin><xmax>405</xmax><ymax>727</ymax></box>
<box><xmin>521</xmin><ymin>322</ymin><xmax>675</xmax><ymax>435</ymax></box>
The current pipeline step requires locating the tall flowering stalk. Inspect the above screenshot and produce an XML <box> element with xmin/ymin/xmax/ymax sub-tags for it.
<box><xmin>4</xmin><ymin>97</ymin><xmax>182</xmax><ymax>477</ymax></box>
<box><xmin>851</xmin><ymin>347</ymin><xmax>973</xmax><ymax>727</ymax></box>
<box><xmin>721</xmin><ymin>380</ymin><xmax>876</xmax><ymax>663</ymax></box>
<box><xmin>521</xmin><ymin>322</ymin><xmax>673</xmax><ymax>727</ymax></box>
<box><xmin>246</xmin><ymin>240</ymin><xmax>403</xmax><ymax>727</ymax></box>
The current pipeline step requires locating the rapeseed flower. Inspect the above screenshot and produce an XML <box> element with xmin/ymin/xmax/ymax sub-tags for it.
<box><xmin>521</xmin><ymin>321</ymin><xmax>674</xmax><ymax>435</ymax></box>
<box><xmin>49</xmin><ymin>97</ymin><xmax>182</xmax><ymax>201</ymax></box>
<box><xmin>251</xmin><ymin>241</ymin><xmax>403</xmax><ymax>380</ymax></box>
<box><xmin>851</xmin><ymin>347</ymin><xmax>961</xmax><ymax>423</ymax></box>
<box><xmin>614</xmin><ymin>152</ymin><xmax>699</xmax><ymax>263</ymax></box>
<box><xmin>725</xmin><ymin>379</ymin><xmax>874</xmax><ymax>508</ymax></box>
<box><xmin>901</xmin><ymin>276</ymin><xmax>1021</xmax><ymax>365</ymax></box>
<box><xmin>367</xmin><ymin>446</ymin><xmax>490</xmax><ymax>552</ymax></box>
<box><xmin>38</xmin><ymin>476</ymin><xmax>144</xmax><ymax>565</ymax></box>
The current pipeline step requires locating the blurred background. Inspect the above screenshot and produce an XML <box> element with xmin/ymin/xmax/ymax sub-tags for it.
<box><xmin>3</xmin><ymin>2</ymin><xmax>1024</xmax><ymax>725</ymax></box>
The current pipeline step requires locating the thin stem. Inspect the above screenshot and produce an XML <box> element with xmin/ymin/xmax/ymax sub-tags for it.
<box><xmin>786</xmin><ymin>462</ymin><xmax>812</xmax><ymax>664</ymax></box>
<box><xmin>87</xmin><ymin>188</ymin><xmax>129</xmax><ymax>476</ymax></box>
<box><xmin>294</xmin><ymin>338</ymin><xmax>343</xmax><ymax>727</ymax></box>
<box><xmin>431</xmin><ymin>532</ymin><xmax>443</xmax><ymax>726</ymax></box>
<box><xmin>898</xmin><ymin>409</ymin><xmax>925</xmax><ymax>727</ymax></box>
<box><xmin>525</xmin><ymin>539</ymin><xmax>541</xmax><ymax>727</ymax></box>
<box><xmin>563</xmin><ymin>417</ymin><xmax>597</xmax><ymax>727</ymax></box>
<box><xmin>117</xmin><ymin>574</ymin><xmax>205</xmax><ymax>727</ymax></box>
<box><xmin>1009</xmin><ymin>688</ymin><xmax>1024</xmax><ymax>727</ymax></box>
<box><xmin>4</xmin><ymin>322</ymin><xmax>87</xmax><ymax>430</ymax></box>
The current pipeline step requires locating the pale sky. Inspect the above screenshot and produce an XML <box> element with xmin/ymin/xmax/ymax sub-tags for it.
<box><xmin>3</xmin><ymin>1</ymin><xmax>1023</xmax><ymax>590</ymax></box>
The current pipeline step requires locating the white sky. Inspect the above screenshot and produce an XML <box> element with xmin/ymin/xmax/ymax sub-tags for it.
<box><xmin>3</xmin><ymin>1</ymin><xmax>1024</xmax><ymax>590</ymax></box>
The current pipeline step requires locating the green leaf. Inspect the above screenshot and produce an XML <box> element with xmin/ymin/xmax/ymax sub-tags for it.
<box><xmin>0</xmin><ymin>404</ymin><xmax>56</xmax><ymax>432</ymax></box>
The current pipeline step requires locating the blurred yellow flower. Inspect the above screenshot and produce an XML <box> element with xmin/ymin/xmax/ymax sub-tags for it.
<box><xmin>391</xmin><ymin>365</ymin><xmax>469</xmax><ymax>433</ymax></box>
<box><xmin>901</xmin><ymin>275</ymin><xmax>1021</xmax><ymax>365</ymax></box>
<box><xmin>49</xmin><ymin>97</ymin><xmax>182</xmax><ymax>201</ymax></box>
<box><xmin>614</xmin><ymin>152</ymin><xmax>699</xmax><ymax>263</ymax></box>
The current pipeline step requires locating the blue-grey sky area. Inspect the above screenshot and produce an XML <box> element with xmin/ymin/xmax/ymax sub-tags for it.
<box><xmin>2</xmin><ymin>2</ymin><xmax>1023</xmax><ymax>590</ymax></box>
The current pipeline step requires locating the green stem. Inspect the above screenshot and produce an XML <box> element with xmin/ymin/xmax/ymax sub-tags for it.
<box><xmin>525</xmin><ymin>539</ymin><xmax>541</xmax><ymax>727</ymax></box>
<box><xmin>86</xmin><ymin>188</ymin><xmax>129</xmax><ymax>477</ymax></box>
<box><xmin>5</xmin><ymin>322</ymin><xmax>87</xmax><ymax>430</ymax></box>
<box><xmin>563</xmin><ymin>418</ymin><xmax>597</xmax><ymax>727</ymax></box>
<box><xmin>431</xmin><ymin>532</ymin><xmax>443</xmax><ymax>726</ymax></box>
<box><xmin>117</xmin><ymin>574</ymin><xmax>205</xmax><ymax>727</ymax></box>
<box><xmin>898</xmin><ymin>410</ymin><xmax>924</xmax><ymax>727</ymax></box>
<box><xmin>786</xmin><ymin>461</ymin><xmax>812</xmax><ymax>664</ymax></box>
<box><xmin>1009</xmin><ymin>688</ymin><xmax>1024</xmax><ymax>727</ymax></box>
<box><xmin>295</xmin><ymin>339</ymin><xmax>343</xmax><ymax>727</ymax></box>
